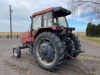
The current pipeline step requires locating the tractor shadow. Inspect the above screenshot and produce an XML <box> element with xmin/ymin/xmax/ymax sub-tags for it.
<box><xmin>56</xmin><ymin>55</ymin><xmax>99</xmax><ymax>75</ymax></box>
<box><xmin>58</xmin><ymin>58</ymin><xmax>87</xmax><ymax>75</ymax></box>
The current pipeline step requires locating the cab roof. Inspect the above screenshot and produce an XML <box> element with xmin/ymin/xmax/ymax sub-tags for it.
<box><xmin>32</xmin><ymin>7</ymin><xmax>71</xmax><ymax>17</ymax></box>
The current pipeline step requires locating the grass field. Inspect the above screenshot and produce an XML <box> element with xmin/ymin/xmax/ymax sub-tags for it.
<box><xmin>81</xmin><ymin>37</ymin><xmax>100</xmax><ymax>42</ymax></box>
<box><xmin>0</xmin><ymin>32</ymin><xmax>99</xmax><ymax>42</ymax></box>
<box><xmin>73</xmin><ymin>32</ymin><xmax>100</xmax><ymax>42</ymax></box>
<box><xmin>0</xmin><ymin>32</ymin><xmax>86</xmax><ymax>36</ymax></box>
<box><xmin>73</xmin><ymin>32</ymin><xmax>86</xmax><ymax>37</ymax></box>
<box><xmin>0</xmin><ymin>32</ymin><xmax>22</xmax><ymax>36</ymax></box>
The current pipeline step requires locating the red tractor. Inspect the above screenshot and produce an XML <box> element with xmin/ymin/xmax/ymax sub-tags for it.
<box><xmin>13</xmin><ymin>7</ymin><xmax>84</xmax><ymax>71</ymax></box>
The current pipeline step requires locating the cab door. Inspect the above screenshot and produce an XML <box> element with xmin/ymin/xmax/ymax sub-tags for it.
<box><xmin>31</xmin><ymin>14</ymin><xmax>42</xmax><ymax>37</ymax></box>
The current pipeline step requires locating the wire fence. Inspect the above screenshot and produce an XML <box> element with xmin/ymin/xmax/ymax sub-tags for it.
<box><xmin>0</xmin><ymin>35</ymin><xmax>20</xmax><ymax>39</ymax></box>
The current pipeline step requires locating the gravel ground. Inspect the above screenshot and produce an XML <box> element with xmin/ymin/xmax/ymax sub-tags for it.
<box><xmin>0</xmin><ymin>38</ymin><xmax>100</xmax><ymax>75</ymax></box>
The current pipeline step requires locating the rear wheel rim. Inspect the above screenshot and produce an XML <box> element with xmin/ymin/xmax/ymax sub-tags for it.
<box><xmin>36</xmin><ymin>38</ymin><xmax>56</xmax><ymax>66</ymax></box>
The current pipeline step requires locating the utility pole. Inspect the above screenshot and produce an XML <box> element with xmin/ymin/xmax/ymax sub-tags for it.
<box><xmin>9</xmin><ymin>5</ymin><xmax>13</xmax><ymax>39</ymax></box>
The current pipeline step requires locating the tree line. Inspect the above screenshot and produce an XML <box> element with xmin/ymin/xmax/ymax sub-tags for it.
<box><xmin>86</xmin><ymin>22</ymin><xmax>100</xmax><ymax>37</ymax></box>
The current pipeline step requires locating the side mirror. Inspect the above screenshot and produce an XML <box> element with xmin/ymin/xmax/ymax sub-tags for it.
<box><xmin>70</xmin><ymin>27</ymin><xmax>75</xmax><ymax>31</ymax></box>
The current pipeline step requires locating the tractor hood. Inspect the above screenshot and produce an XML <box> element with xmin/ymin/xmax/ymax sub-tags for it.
<box><xmin>21</xmin><ymin>32</ymin><xmax>30</xmax><ymax>37</ymax></box>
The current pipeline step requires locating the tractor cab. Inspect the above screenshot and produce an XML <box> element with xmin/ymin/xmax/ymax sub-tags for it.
<box><xmin>21</xmin><ymin>7</ymin><xmax>73</xmax><ymax>44</ymax></box>
<box><xmin>31</xmin><ymin>7</ymin><xmax>71</xmax><ymax>30</ymax></box>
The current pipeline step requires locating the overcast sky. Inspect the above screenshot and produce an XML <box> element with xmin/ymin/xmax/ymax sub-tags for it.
<box><xmin>0</xmin><ymin>0</ymin><xmax>87</xmax><ymax>32</ymax></box>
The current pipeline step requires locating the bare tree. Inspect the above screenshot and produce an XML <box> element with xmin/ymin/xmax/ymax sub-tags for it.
<box><xmin>69</xmin><ymin>0</ymin><xmax>100</xmax><ymax>22</ymax></box>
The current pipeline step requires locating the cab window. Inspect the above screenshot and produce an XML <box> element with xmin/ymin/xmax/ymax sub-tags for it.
<box><xmin>58</xmin><ymin>17</ymin><xmax>67</xmax><ymax>27</ymax></box>
<box><xmin>43</xmin><ymin>12</ymin><xmax>52</xmax><ymax>27</ymax></box>
<box><xmin>33</xmin><ymin>15</ymin><xmax>42</xmax><ymax>30</ymax></box>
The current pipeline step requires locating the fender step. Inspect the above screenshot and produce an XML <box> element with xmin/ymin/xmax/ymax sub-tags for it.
<box><xmin>74</xmin><ymin>50</ymin><xmax>85</xmax><ymax>54</ymax></box>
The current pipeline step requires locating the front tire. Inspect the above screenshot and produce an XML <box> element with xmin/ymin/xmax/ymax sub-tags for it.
<box><xmin>33</xmin><ymin>32</ymin><xmax>64</xmax><ymax>71</ymax></box>
<box><xmin>13</xmin><ymin>47</ymin><xmax>21</xmax><ymax>58</ymax></box>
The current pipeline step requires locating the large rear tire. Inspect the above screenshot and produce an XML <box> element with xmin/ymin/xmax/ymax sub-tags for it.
<box><xmin>68</xmin><ymin>33</ymin><xmax>81</xmax><ymax>58</ymax></box>
<box><xmin>33</xmin><ymin>32</ymin><xmax>64</xmax><ymax>71</ymax></box>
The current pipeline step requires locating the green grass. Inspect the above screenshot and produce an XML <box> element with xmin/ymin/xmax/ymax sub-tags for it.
<box><xmin>81</xmin><ymin>36</ymin><xmax>100</xmax><ymax>42</ymax></box>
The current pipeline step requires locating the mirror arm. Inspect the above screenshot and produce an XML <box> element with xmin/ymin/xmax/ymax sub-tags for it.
<box><xmin>30</xmin><ymin>16</ymin><xmax>33</xmax><ymax>37</ymax></box>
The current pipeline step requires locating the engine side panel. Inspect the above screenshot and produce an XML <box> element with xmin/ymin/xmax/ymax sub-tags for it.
<box><xmin>21</xmin><ymin>32</ymin><xmax>34</xmax><ymax>44</ymax></box>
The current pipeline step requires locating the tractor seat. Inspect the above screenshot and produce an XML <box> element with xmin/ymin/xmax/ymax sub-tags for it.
<box><xmin>53</xmin><ymin>23</ymin><xmax>60</xmax><ymax>26</ymax></box>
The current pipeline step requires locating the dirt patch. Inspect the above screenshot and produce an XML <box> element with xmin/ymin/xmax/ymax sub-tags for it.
<box><xmin>0</xmin><ymin>38</ymin><xmax>100</xmax><ymax>75</ymax></box>
<box><xmin>3</xmin><ymin>60</ymin><xmax>28</xmax><ymax>73</ymax></box>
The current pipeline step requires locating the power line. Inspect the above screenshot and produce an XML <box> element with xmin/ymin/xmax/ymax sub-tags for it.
<box><xmin>9</xmin><ymin>5</ymin><xmax>13</xmax><ymax>39</ymax></box>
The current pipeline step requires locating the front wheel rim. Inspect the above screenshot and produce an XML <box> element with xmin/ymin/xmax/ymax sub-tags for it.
<box><xmin>14</xmin><ymin>49</ymin><xmax>18</xmax><ymax>57</ymax></box>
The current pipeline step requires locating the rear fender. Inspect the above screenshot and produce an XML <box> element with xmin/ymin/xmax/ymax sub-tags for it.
<box><xmin>34</xmin><ymin>26</ymin><xmax>62</xmax><ymax>39</ymax></box>
<box><xmin>21</xmin><ymin>26</ymin><xmax>62</xmax><ymax>44</ymax></box>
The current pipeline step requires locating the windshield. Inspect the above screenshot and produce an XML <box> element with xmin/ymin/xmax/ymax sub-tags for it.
<box><xmin>54</xmin><ymin>16</ymin><xmax>68</xmax><ymax>27</ymax></box>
